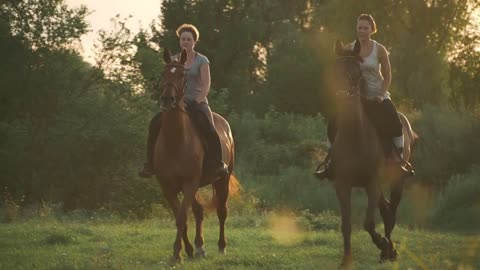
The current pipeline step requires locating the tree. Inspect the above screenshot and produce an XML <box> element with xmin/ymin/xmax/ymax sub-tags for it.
<box><xmin>317</xmin><ymin>0</ymin><xmax>479</xmax><ymax>107</ymax></box>
<box><xmin>0</xmin><ymin>0</ymin><xmax>161</xmax><ymax>213</ymax></box>
<box><xmin>0</xmin><ymin>0</ymin><xmax>89</xmax><ymax>50</ymax></box>
<box><xmin>259</xmin><ymin>23</ymin><xmax>333</xmax><ymax>115</ymax></box>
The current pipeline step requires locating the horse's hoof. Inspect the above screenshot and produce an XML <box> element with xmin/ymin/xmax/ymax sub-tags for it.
<box><xmin>380</xmin><ymin>249</ymin><xmax>389</xmax><ymax>263</ymax></box>
<box><xmin>379</xmin><ymin>240</ymin><xmax>398</xmax><ymax>262</ymax></box>
<box><xmin>219</xmin><ymin>248</ymin><xmax>226</xmax><ymax>255</ymax></box>
<box><xmin>168</xmin><ymin>255</ymin><xmax>182</xmax><ymax>266</ymax></box>
<box><xmin>185</xmin><ymin>245</ymin><xmax>194</xmax><ymax>258</ymax></box>
<box><xmin>380</xmin><ymin>247</ymin><xmax>397</xmax><ymax>262</ymax></box>
<box><xmin>379</xmin><ymin>237</ymin><xmax>389</xmax><ymax>250</ymax></box>
<box><xmin>339</xmin><ymin>256</ymin><xmax>353</xmax><ymax>269</ymax></box>
<box><xmin>389</xmin><ymin>248</ymin><xmax>398</xmax><ymax>261</ymax></box>
<box><xmin>195</xmin><ymin>247</ymin><xmax>207</xmax><ymax>258</ymax></box>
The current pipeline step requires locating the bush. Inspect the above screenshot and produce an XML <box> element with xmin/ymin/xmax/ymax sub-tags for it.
<box><xmin>230</xmin><ymin>109</ymin><xmax>327</xmax><ymax>175</ymax></box>
<box><xmin>431</xmin><ymin>166</ymin><xmax>480</xmax><ymax>231</ymax></box>
<box><xmin>412</xmin><ymin>105</ymin><xmax>480</xmax><ymax>186</ymax></box>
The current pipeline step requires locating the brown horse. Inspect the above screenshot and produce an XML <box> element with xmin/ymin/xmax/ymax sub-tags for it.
<box><xmin>154</xmin><ymin>48</ymin><xmax>240</xmax><ymax>264</ymax></box>
<box><xmin>331</xmin><ymin>40</ymin><xmax>417</xmax><ymax>268</ymax></box>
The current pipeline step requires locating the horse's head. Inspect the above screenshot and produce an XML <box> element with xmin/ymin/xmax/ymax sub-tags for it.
<box><xmin>158</xmin><ymin>48</ymin><xmax>187</xmax><ymax>112</ymax></box>
<box><xmin>333</xmin><ymin>40</ymin><xmax>364</xmax><ymax>98</ymax></box>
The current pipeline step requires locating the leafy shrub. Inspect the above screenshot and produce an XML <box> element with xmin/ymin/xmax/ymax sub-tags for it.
<box><xmin>431</xmin><ymin>166</ymin><xmax>480</xmax><ymax>231</ymax></box>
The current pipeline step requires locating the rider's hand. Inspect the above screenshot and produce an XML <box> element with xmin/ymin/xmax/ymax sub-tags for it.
<box><xmin>185</xmin><ymin>99</ymin><xmax>198</xmax><ymax>109</ymax></box>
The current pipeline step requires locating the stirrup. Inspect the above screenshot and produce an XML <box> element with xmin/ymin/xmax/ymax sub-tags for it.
<box><xmin>313</xmin><ymin>167</ymin><xmax>332</xmax><ymax>180</ymax></box>
<box><xmin>400</xmin><ymin>163</ymin><xmax>415</xmax><ymax>178</ymax></box>
<box><xmin>313</xmin><ymin>159</ymin><xmax>332</xmax><ymax>180</ymax></box>
<box><xmin>392</xmin><ymin>146</ymin><xmax>415</xmax><ymax>178</ymax></box>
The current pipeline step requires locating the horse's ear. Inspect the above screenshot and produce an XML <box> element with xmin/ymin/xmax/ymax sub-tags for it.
<box><xmin>179</xmin><ymin>49</ymin><xmax>187</xmax><ymax>65</ymax></box>
<box><xmin>163</xmin><ymin>49</ymin><xmax>172</xmax><ymax>64</ymax></box>
<box><xmin>353</xmin><ymin>39</ymin><xmax>361</xmax><ymax>56</ymax></box>
<box><xmin>335</xmin><ymin>40</ymin><xmax>345</xmax><ymax>55</ymax></box>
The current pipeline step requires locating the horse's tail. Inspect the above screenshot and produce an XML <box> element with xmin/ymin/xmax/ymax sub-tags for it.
<box><xmin>405</xmin><ymin>118</ymin><xmax>419</xmax><ymax>149</ymax></box>
<box><xmin>410</xmin><ymin>130</ymin><xmax>419</xmax><ymax>149</ymax></box>
<box><xmin>399</xmin><ymin>112</ymin><xmax>419</xmax><ymax>149</ymax></box>
<box><xmin>204</xmin><ymin>172</ymin><xmax>241</xmax><ymax>211</ymax></box>
<box><xmin>227</xmin><ymin>172</ymin><xmax>241</xmax><ymax>197</ymax></box>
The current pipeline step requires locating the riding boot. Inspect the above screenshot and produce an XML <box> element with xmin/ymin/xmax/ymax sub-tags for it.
<box><xmin>190</xmin><ymin>111</ymin><xmax>228</xmax><ymax>180</ymax></box>
<box><xmin>203</xmin><ymin>123</ymin><xmax>229</xmax><ymax>180</ymax></box>
<box><xmin>139</xmin><ymin>112</ymin><xmax>162</xmax><ymax>178</ymax></box>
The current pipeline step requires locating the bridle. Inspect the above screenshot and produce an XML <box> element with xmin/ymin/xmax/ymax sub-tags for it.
<box><xmin>158</xmin><ymin>63</ymin><xmax>187</xmax><ymax>111</ymax></box>
<box><xmin>335</xmin><ymin>55</ymin><xmax>364</xmax><ymax>97</ymax></box>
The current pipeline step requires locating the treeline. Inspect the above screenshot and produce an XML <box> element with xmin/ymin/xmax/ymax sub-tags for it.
<box><xmin>1</xmin><ymin>0</ymin><xmax>479</xmax><ymax>226</ymax></box>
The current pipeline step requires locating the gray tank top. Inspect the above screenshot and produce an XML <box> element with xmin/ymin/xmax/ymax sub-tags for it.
<box><xmin>353</xmin><ymin>40</ymin><xmax>390</xmax><ymax>100</ymax></box>
<box><xmin>185</xmin><ymin>53</ymin><xmax>210</xmax><ymax>104</ymax></box>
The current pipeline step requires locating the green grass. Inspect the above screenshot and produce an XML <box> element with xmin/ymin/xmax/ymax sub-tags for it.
<box><xmin>0</xmin><ymin>214</ymin><xmax>478</xmax><ymax>270</ymax></box>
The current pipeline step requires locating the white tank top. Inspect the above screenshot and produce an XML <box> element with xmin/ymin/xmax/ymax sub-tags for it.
<box><xmin>353</xmin><ymin>40</ymin><xmax>390</xmax><ymax>100</ymax></box>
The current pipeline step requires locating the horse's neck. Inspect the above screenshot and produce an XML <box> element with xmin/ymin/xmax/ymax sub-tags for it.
<box><xmin>160</xmin><ymin>110</ymin><xmax>191</xmax><ymax>149</ymax></box>
<box><xmin>337</xmin><ymin>100</ymin><xmax>371</xmax><ymax>147</ymax></box>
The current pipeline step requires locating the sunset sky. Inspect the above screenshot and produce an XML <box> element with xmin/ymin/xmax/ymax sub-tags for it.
<box><xmin>65</xmin><ymin>0</ymin><xmax>161</xmax><ymax>63</ymax></box>
<box><xmin>65</xmin><ymin>0</ymin><xmax>480</xmax><ymax>63</ymax></box>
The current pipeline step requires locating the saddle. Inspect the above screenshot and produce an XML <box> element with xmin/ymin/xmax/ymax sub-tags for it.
<box><xmin>186</xmin><ymin>104</ymin><xmax>223</xmax><ymax>186</ymax></box>
<box><xmin>361</xmin><ymin>99</ymin><xmax>398</xmax><ymax>159</ymax></box>
<box><xmin>186</xmin><ymin>104</ymin><xmax>209</xmax><ymax>150</ymax></box>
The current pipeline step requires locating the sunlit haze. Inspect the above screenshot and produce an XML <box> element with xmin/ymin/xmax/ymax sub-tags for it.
<box><xmin>65</xmin><ymin>0</ymin><xmax>161</xmax><ymax>63</ymax></box>
<box><xmin>65</xmin><ymin>1</ymin><xmax>480</xmax><ymax>63</ymax></box>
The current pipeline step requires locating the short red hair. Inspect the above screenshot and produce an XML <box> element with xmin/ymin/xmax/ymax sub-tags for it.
<box><xmin>176</xmin><ymin>24</ymin><xmax>200</xmax><ymax>41</ymax></box>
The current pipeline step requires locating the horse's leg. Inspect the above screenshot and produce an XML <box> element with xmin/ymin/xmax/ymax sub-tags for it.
<box><xmin>365</xmin><ymin>186</ymin><xmax>389</xmax><ymax>262</ymax></box>
<box><xmin>388</xmin><ymin>181</ymin><xmax>404</xmax><ymax>237</ymax></box>
<box><xmin>384</xmin><ymin>181</ymin><xmax>404</xmax><ymax>260</ymax></box>
<box><xmin>379</xmin><ymin>194</ymin><xmax>396</xmax><ymax>261</ymax></box>
<box><xmin>378</xmin><ymin>194</ymin><xmax>393</xmax><ymax>239</ymax></box>
<box><xmin>192</xmin><ymin>194</ymin><xmax>206</xmax><ymax>257</ymax></box>
<box><xmin>335</xmin><ymin>183</ymin><xmax>353</xmax><ymax>266</ymax></box>
<box><xmin>173</xmin><ymin>183</ymin><xmax>198</xmax><ymax>262</ymax></box>
<box><xmin>182</xmin><ymin>225</ymin><xmax>194</xmax><ymax>259</ymax></box>
<box><xmin>213</xmin><ymin>175</ymin><xmax>229</xmax><ymax>254</ymax></box>
<box><xmin>161</xmin><ymin>187</ymin><xmax>194</xmax><ymax>261</ymax></box>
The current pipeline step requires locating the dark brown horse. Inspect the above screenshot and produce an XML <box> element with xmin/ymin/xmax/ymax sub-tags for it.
<box><xmin>154</xmin><ymin>48</ymin><xmax>240</xmax><ymax>264</ymax></box>
<box><xmin>331</xmin><ymin>40</ymin><xmax>417</xmax><ymax>268</ymax></box>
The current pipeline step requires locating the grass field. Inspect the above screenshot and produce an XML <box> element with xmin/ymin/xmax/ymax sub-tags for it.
<box><xmin>1</xmin><ymin>212</ymin><xmax>478</xmax><ymax>270</ymax></box>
